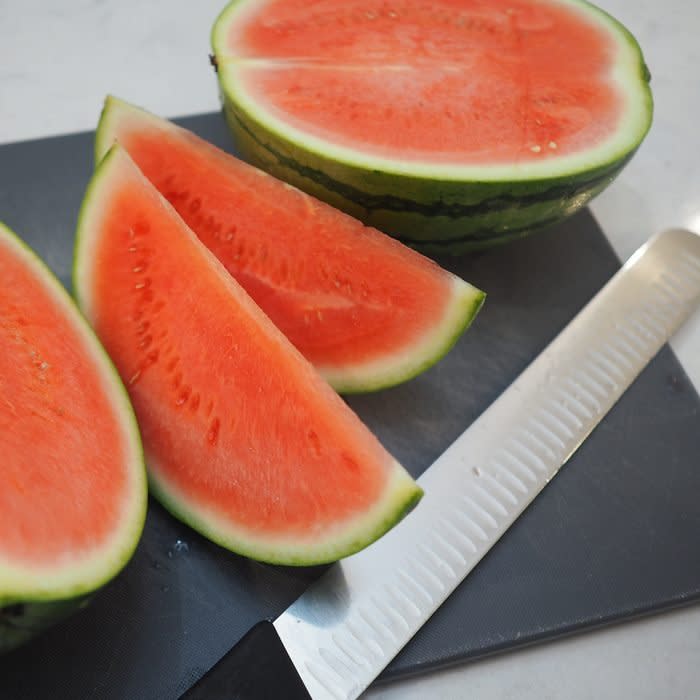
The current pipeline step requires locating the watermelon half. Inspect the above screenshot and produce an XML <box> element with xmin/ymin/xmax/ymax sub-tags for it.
<box><xmin>0</xmin><ymin>222</ymin><xmax>146</xmax><ymax>653</ymax></box>
<box><xmin>211</xmin><ymin>0</ymin><xmax>653</xmax><ymax>252</ymax></box>
<box><xmin>95</xmin><ymin>97</ymin><xmax>485</xmax><ymax>394</ymax></box>
<box><xmin>73</xmin><ymin>145</ymin><xmax>422</xmax><ymax>566</ymax></box>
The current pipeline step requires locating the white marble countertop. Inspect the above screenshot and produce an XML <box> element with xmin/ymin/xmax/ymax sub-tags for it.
<box><xmin>2</xmin><ymin>1</ymin><xmax>699</xmax><ymax>697</ymax></box>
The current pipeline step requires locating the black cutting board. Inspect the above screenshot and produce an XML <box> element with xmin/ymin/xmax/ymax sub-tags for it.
<box><xmin>1</xmin><ymin>114</ymin><xmax>699</xmax><ymax>699</ymax></box>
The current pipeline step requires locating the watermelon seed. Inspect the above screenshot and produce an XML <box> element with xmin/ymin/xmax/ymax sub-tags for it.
<box><xmin>138</xmin><ymin>334</ymin><xmax>152</xmax><ymax>350</ymax></box>
<box><xmin>136</xmin><ymin>320</ymin><xmax>150</xmax><ymax>335</ymax></box>
<box><xmin>176</xmin><ymin>385</ymin><xmax>192</xmax><ymax>406</ymax></box>
<box><xmin>307</xmin><ymin>429</ymin><xmax>322</xmax><ymax>456</ymax></box>
<box><xmin>190</xmin><ymin>393</ymin><xmax>200</xmax><ymax>412</ymax></box>
<box><xmin>128</xmin><ymin>370</ymin><xmax>142</xmax><ymax>386</ymax></box>
<box><xmin>207</xmin><ymin>417</ymin><xmax>221</xmax><ymax>446</ymax></box>
<box><xmin>134</xmin><ymin>221</ymin><xmax>150</xmax><ymax>236</ymax></box>
<box><xmin>548</xmin><ymin>141</ymin><xmax>558</xmax><ymax>149</ymax></box>
<box><xmin>134</xmin><ymin>277</ymin><xmax>152</xmax><ymax>291</ymax></box>
<box><xmin>128</xmin><ymin>245</ymin><xmax>139</xmax><ymax>253</ymax></box>
<box><xmin>146</xmin><ymin>349</ymin><xmax>159</xmax><ymax>364</ymax></box>
<box><xmin>341</xmin><ymin>452</ymin><xmax>359</xmax><ymax>473</ymax></box>
<box><xmin>530</xmin><ymin>145</ymin><xmax>542</xmax><ymax>153</ymax></box>
<box><xmin>224</xmin><ymin>226</ymin><xmax>237</xmax><ymax>241</ymax></box>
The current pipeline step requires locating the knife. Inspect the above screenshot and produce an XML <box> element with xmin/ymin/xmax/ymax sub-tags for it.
<box><xmin>181</xmin><ymin>228</ymin><xmax>700</xmax><ymax>700</ymax></box>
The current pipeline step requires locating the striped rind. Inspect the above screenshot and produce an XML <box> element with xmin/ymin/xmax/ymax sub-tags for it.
<box><xmin>212</xmin><ymin>0</ymin><xmax>653</xmax><ymax>250</ymax></box>
<box><xmin>73</xmin><ymin>146</ymin><xmax>424</xmax><ymax>566</ymax></box>
<box><xmin>0</xmin><ymin>222</ymin><xmax>147</xmax><ymax>606</ymax></box>
<box><xmin>94</xmin><ymin>96</ymin><xmax>486</xmax><ymax>394</ymax></box>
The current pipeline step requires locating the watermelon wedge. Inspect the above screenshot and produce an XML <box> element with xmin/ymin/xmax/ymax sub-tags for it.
<box><xmin>211</xmin><ymin>0</ymin><xmax>653</xmax><ymax>252</ymax></box>
<box><xmin>0</xmin><ymin>222</ymin><xmax>146</xmax><ymax>653</ymax></box>
<box><xmin>95</xmin><ymin>97</ymin><xmax>485</xmax><ymax>394</ymax></box>
<box><xmin>73</xmin><ymin>145</ymin><xmax>422</xmax><ymax>566</ymax></box>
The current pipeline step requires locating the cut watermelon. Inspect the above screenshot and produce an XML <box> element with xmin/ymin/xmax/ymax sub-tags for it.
<box><xmin>95</xmin><ymin>97</ymin><xmax>485</xmax><ymax>393</ymax></box>
<box><xmin>0</xmin><ymin>222</ymin><xmax>146</xmax><ymax>653</ymax></box>
<box><xmin>211</xmin><ymin>0</ymin><xmax>653</xmax><ymax>252</ymax></box>
<box><xmin>73</xmin><ymin>145</ymin><xmax>422</xmax><ymax>566</ymax></box>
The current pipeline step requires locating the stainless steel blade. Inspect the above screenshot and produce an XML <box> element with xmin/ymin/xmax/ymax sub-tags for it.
<box><xmin>274</xmin><ymin>228</ymin><xmax>700</xmax><ymax>700</ymax></box>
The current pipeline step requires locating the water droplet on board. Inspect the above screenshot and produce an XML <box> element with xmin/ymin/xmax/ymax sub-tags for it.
<box><xmin>166</xmin><ymin>539</ymin><xmax>190</xmax><ymax>559</ymax></box>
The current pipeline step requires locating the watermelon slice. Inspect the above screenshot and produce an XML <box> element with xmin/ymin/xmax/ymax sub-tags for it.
<box><xmin>0</xmin><ymin>222</ymin><xmax>146</xmax><ymax>653</ymax></box>
<box><xmin>211</xmin><ymin>0</ymin><xmax>653</xmax><ymax>252</ymax></box>
<box><xmin>94</xmin><ymin>97</ymin><xmax>485</xmax><ymax>394</ymax></box>
<box><xmin>73</xmin><ymin>145</ymin><xmax>422</xmax><ymax>566</ymax></box>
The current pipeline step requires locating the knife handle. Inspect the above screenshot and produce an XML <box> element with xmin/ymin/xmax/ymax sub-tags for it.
<box><xmin>179</xmin><ymin>620</ymin><xmax>312</xmax><ymax>700</ymax></box>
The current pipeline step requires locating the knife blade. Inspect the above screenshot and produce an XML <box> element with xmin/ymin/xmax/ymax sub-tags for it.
<box><xmin>181</xmin><ymin>228</ymin><xmax>700</xmax><ymax>700</ymax></box>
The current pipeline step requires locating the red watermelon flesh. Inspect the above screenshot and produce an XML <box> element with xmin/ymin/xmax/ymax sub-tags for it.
<box><xmin>216</xmin><ymin>0</ymin><xmax>623</xmax><ymax>164</ymax></box>
<box><xmin>0</xmin><ymin>221</ymin><xmax>145</xmax><ymax>651</ymax></box>
<box><xmin>73</xmin><ymin>146</ymin><xmax>422</xmax><ymax>565</ymax></box>
<box><xmin>95</xmin><ymin>97</ymin><xmax>485</xmax><ymax>393</ymax></box>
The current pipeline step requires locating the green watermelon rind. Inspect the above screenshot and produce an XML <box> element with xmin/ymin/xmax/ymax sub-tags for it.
<box><xmin>73</xmin><ymin>145</ymin><xmax>424</xmax><ymax>567</ymax></box>
<box><xmin>211</xmin><ymin>0</ymin><xmax>653</xmax><ymax>249</ymax></box>
<box><xmin>149</xmin><ymin>457</ymin><xmax>422</xmax><ymax>566</ymax></box>
<box><xmin>93</xmin><ymin>96</ymin><xmax>486</xmax><ymax>394</ymax></box>
<box><xmin>0</xmin><ymin>222</ymin><xmax>146</xmax><ymax>651</ymax></box>
<box><xmin>323</xmin><ymin>278</ymin><xmax>485</xmax><ymax>394</ymax></box>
